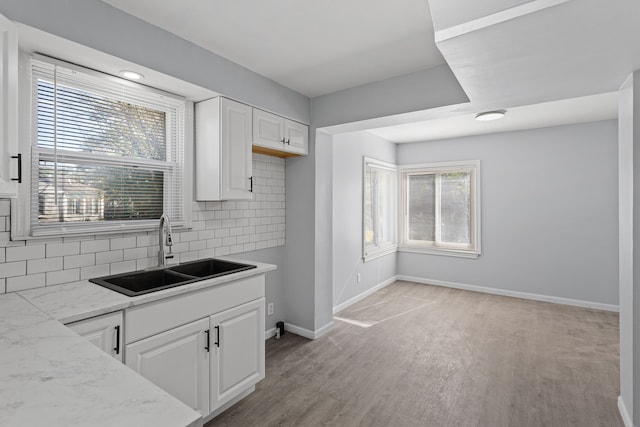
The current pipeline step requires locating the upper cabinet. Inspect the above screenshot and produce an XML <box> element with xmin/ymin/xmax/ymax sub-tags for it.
<box><xmin>253</xmin><ymin>108</ymin><xmax>308</xmax><ymax>157</ymax></box>
<box><xmin>196</xmin><ymin>97</ymin><xmax>253</xmax><ymax>201</ymax></box>
<box><xmin>0</xmin><ymin>13</ymin><xmax>20</xmax><ymax>198</ymax></box>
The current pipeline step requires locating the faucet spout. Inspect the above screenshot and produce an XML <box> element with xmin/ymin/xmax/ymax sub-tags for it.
<box><xmin>158</xmin><ymin>214</ymin><xmax>173</xmax><ymax>267</ymax></box>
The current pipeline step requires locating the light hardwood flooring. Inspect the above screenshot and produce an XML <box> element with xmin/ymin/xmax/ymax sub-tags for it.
<box><xmin>206</xmin><ymin>280</ymin><xmax>622</xmax><ymax>427</ymax></box>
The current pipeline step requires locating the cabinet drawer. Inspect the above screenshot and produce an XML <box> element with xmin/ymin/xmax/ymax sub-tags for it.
<box><xmin>126</xmin><ymin>275</ymin><xmax>265</xmax><ymax>344</ymax></box>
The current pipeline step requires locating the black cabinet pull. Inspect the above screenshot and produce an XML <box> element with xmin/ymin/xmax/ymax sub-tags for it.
<box><xmin>205</xmin><ymin>329</ymin><xmax>210</xmax><ymax>352</ymax></box>
<box><xmin>281</xmin><ymin>138</ymin><xmax>286</xmax><ymax>143</ymax></box>
<box><xmin>214</xmin><ymin>325</ymin><xmax>220</xmax><ymax>347</ymax></box>
<box><xmin>285</xmin><ymin>139</ymin><xmax>290</xmax><ymax>145</ymax></box>
<box><xmin>249</xmin><ymin>176</ymin><xmax>253</xmax><ymax>193</ymax></box>
<box><xmin>11</xmin><ymin>154</ymin><xmax>21</xmax><ymax>183</ymax></box>
<box><xmin>113</xmin><ymin>325</ymin><xmax>120</xmax><ymax>355</ymax></box>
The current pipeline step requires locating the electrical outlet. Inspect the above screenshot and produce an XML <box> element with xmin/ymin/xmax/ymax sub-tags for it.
<box><xmin>357</xmin><ymin>273</ymin><xmax>361</xmax><ymax>283</ymax></box>
<box><xmin>267</xmin><ymin>302</ymin><xmax>274</xmax><ymax>315</ymax></box>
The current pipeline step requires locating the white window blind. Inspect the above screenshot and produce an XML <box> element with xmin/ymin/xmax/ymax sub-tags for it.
<box><xmin>29</xmin><ymin>57</ymin><xmax>188</xmax><ymax>236</ymax></box>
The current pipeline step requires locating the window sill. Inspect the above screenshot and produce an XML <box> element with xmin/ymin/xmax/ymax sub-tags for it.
<box><xmin>11</xmin><ymin>223</ymin><xmax>192</xmax><ymax>241</ymax></box>
<box><xmin>398</xmin><ymin>246</ymin><xmax>480</xmax><ymax>259</ymax></box>
<box><xmin>363</xmin><ymin>245</ymin><xmax>397</xmax><ymax>263</ymax></box>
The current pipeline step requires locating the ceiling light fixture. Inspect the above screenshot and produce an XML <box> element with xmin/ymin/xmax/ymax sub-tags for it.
<box><xmin>120</xmin><ymin>70</ymin><xmax>144</xmax><ymax>80</ymax></box>
<box><xmin>475</xmin><ymin>110</ymin><xmax>506</xmax><ymax>121</ymax></box>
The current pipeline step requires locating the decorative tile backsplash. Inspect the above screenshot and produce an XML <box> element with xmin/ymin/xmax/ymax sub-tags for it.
<box><xmin>0</xmin><ymin>154</ymin><xmax>285</xmax><ymax>294</ymax></box>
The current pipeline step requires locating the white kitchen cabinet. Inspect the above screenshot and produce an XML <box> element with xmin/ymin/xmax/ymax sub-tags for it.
<box><xmin>252</xmin><ymin>108</ymin><xmax>308</xmax><ymax>157</ymax></box>
<box><xmin>124</xmin><ymin>274</ymin><xmax>266</xmax><ymax>420</ymax></box>
<box><xmin>284</xmin><ymin>119</ymin><xmax>308</xmax><ymax>155</ymax></box>
<box><xmin>66</xmin><ymin>311</ymin><xmax>123</xmax><ymax>362</ymax></box>
<box><xmin>209</xmin><ymin>298</ymin><xmax>265</xmax><ymax>412</ymax></box>
<box><xmin>252</xmin><ymin>109</ymin><xmax>284</xmax><ymax>151</ymax></box>
<box><xmin>0</xmin><ymin>13</ymin><xmax>20</xmax><ymax>198</ymax></box>
<box><xmin>196</xmin><ymin>97</ymin><xmax>253</xmax><ymax>201</ymax></box>
<box><xmin>126</xmin><ymin>318</ymin><xmax>210</xmax><ymax>415</ymax></box>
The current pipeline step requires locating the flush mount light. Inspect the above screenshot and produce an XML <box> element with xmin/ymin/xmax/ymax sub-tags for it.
<box><xmin>475</xmin><ymin>110</ymin><xmax>506</xmax><ymax>121</ymax></box>
<box><xmin>120</xmin><ymin>70</ymin><xmax>144</xmax><ymax>80</ymax></box>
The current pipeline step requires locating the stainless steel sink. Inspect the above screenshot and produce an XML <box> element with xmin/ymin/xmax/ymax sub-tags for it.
<box><xmin>89</xmin><ymin>258</ymin><xmax>256</xmax><ymax>297</ymax></box>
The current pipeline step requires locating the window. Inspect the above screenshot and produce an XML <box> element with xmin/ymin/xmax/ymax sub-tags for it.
<box><xmin>14</xmin><ymin>56</ymin><xmax>192</xmax><ymax>238</ymax></box>
<box><xmin>400</xmin><ymin>160</ymin><xmax>480</xmax><ymax>258</ymax></box>
<box><xmin>363</xmin><ymin>157</ymin><xmax>397</xmax><ymax>261</ymax></box>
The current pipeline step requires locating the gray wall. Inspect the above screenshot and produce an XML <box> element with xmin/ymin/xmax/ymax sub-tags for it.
<box><xmin>332</xmin><ymin>131</ymin><xmax>397</xmax><ymax>309</ymax></box>
<box><xmin>0</xmin><ymin>0</ymin><xmax>310</xmax><ymax>124</ymax></box>
<box><xmin>311</xmin><ymin>65</ymin><xmax>468</xmax><ymax>128</ymax></box>
<box><xmin>618</xmin><ymin>72</ymin><xmax>639</xmax><ymax>426</ymax></box>
<box><xmin>397</xmin><ymin>120</ymin><xmax>619</xmax><ymax>306</ymax></box>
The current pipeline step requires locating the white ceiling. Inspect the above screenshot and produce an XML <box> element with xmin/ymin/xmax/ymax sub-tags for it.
<box><xmin>431</xmin><ymin>0</ymin><xmax>640</xmax><ymax>107</ymax></box>
<box><xmin>101</xmin><ymin>0</ymin><xmax>445</xmax><ymax>98</ymax></box>
<box><xmin>97</xmin><ymin>0</ymin><xmax>636</xmax><ymax>143</ymax></box>
<box><xmin>368</xmin><ymin>92</ymin><xmax>618</xmax><ymax>143</ymax></box>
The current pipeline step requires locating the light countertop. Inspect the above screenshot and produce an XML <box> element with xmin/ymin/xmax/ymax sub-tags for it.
<box><xmin>0</xmin><ymin>258</ymin><xmax>276</xmax><ymax>427</ymax></box>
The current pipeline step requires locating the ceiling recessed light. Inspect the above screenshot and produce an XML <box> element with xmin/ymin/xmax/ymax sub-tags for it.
<box><xmin>475</xmin><ymin>110</ymin><xmax>506</xmax><ymax>121</ymax></box>
<box><xmin>120</xmin><ymin>70</ymin><xmax>144</xmax><ymax>80</ymax></box>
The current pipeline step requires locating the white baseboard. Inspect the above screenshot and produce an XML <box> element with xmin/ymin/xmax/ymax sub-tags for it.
<box><xmin>333</xmin><ymin>275</ymin><xmax>398</xmax><ymax>314</ymax></box>
<box><xmin>397</xmin><ymin>275</ymin><xmax>619</xmax><ymax>312</ymax></box>
<box><xmin>618</xmin><ymin>396</ymin><xmax>634</xmax><ymax>427</ymax></box>
<box><xmin>285</xmin><ymin>321</ymin><xmax>333</xmax><ymax>340</ymax></box>
<box><xmin>265</xmin><ymin>327</ymin><xmax>276</xmax><ymax>340</ymax></box>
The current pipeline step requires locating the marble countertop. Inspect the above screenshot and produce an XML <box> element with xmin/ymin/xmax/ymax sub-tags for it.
<box><xmin>19</xmin><ymin>259</ymin><xmax>277</xmax><ymax>324</ymax></box>
<box><xmin>0</xmin><ymin>258</ymin><xmax>276</xmax><ymax>427</ymax></box>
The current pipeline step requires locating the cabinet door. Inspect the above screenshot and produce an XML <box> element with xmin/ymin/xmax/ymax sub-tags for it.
<box><xmin>253</xmin><ymin>109</ymin><xmax>284</xmax><ymax>150</ymax></box>
<box><xmin>0</xmin><ymin>13</ymin><xmax>19</xmax><ymax>198</ymax></box>
<box><xmin>126</xmin><ymin>318</ymin><xmax>210</xmax><ymax>415</ymax></box>
<box><xmin>210</xmin><ymin>298</ymin><xmax>265</xmax><ymax>411</ymax></box>
<box><xmin>221</xmin><ymin>98</ymin><xmax>253</xmax><ymax>200</ymax></box>
<box><xmin>67</xmin><ymin>311</ymin><xmax>123</xmax><ymax>362</ymax></box>
<box><xmin>284</xmin><ymin>120</ymin><xmax>308</xmax><ymax>155</ymax></box>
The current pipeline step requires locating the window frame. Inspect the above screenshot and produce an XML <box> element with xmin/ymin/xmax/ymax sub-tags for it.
<box><xmin>362</xmin><ymin>157</ymin><xmax>398</xmax><ymax>262</ymax></box>
<box><xmin>11</xmin><ymin>54</ymin><xmax>193</xmax><ymax>239</ymax></box>
<box><xmin>399</xmin><ymin>160</ymin><xmax>481</xmax><ymax>259</ymax></box>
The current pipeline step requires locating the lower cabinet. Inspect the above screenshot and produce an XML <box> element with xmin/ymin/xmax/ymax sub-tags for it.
<box><xmin>210</xmin><ymin>298</ymin><xmax>265</xmax><ymax>411</ymax></box>
<box><xmin>125</xmin><ymin>318</ymin><xmax>210</xmax><ymax>415</ymax></box>
<box><xmin>66</xmin><ymin>311</ymin><xmax>123</xmax><ymax>362</ymax></box>
<box><xmin>125</xmin><ymin>296</ymin><xmax>265</xmax><ymax>418</ymax></box>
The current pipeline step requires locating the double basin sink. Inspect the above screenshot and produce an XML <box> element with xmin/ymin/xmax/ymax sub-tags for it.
<box><xmin>90</xmin><ymin>258</ymin><xmax>257</xmax><ymax>297</ymax></box>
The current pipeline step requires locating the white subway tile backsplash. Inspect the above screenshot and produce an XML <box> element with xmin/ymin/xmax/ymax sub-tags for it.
<box><xmin>47</xmin><ymin>269</ymin><xmax>79</xmax><ymax>286</ymax></box>
<box><xmin>189</xmin><ymin>240</ymin><xmax>206</xmax><ymax>252</ymax></box>
<box><xmin>0</xmin><ymin>154</ymin><xmax>285</xmax><ymax>294</ymax></box>
<box><xmin>7</xmin><ymin>273</ymin><xmax>46</xmax><ymax>292</ymax></box>
<box><xmin>81</xmin><ymin>264</ymin><xmax>110</xmax><ymax>280</ymax></box>
<box><xmin>96</xmin><ymin>250</ymin><xmax>124</xmax><ymax>265</ymax></box>
<box><xmin>110</xmin><ymin>260</ymin><xmax>137</xmax><ymax>275</ymax></box>
<box><xmin>81</xmin><ymin>239</ymin><xmax>110</xmax><ymax>254</ymax></box>
<box><xmin>110</xmin><ymin>236</ymin><xmax>137</xmax><ymax>250</ymax></box>
<box><xmin>0</xmin><ymin>261</ymin><xmax>26</xmax><ymax>278</ymax></box>
<box><xmin>64</xmin><ymin>254</ymin><xmax>95</xmax><ymax>269</ymax></box>
<box><xmin>136</xmin><ymin>257</ymin><xmax>156</xmax><ymax>270</ymax></box>
<box><xmin>46</xmin><ymin>242</ymin><xmax>80</xmax><ymax>258</ymax></box>
<box><xmin>28</xmin><ymin>257</ymin><xmax>63</xmax><ymax>274</ymax></box>
<box><xmin>123</xmin><ymin>247</ymin><xmax>148</xmax><ymax>261</ymax></box>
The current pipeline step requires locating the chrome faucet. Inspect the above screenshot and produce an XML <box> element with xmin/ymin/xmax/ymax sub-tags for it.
<box><xmin>158</xmin><ymin>214</ymin><xmax>174</xmax><ymax>267</ymax></box>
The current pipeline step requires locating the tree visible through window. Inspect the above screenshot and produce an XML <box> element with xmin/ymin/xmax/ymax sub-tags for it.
<box><xmin>23</xmin><ymin>57</ymin><xmax>188</xmax><ymax>236</ymax></box>
<box><xmin>401</xmin><ymin>161</ymin><xmax>480</xmax><ymax>256</ymax></box>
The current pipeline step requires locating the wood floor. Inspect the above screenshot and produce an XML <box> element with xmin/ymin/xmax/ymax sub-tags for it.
<box><xmin>206</xmin><ymin>281</ymin><xmax>622</xmax><ymax>427</ymax></box>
